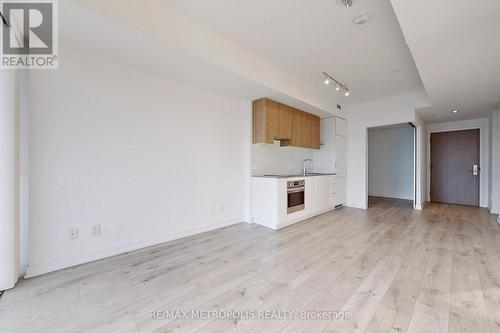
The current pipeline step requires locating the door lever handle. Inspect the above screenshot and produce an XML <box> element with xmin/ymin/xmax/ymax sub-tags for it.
<box><xmin>473</xmin><ymin>164</ymin><xmax>479</xmax><ymax>176</ymax></box>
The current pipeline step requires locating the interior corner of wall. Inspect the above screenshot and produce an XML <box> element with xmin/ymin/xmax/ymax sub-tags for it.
<box><xmin>345</xmin><ymin>201</ymin><xmax>367</xmax><ymax>210</ymax></box>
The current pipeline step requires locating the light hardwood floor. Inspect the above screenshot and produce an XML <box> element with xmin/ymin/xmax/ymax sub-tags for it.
<box><xmin>368</xmin><ymin>196</ymin><xmax>413</xmax><ymax>209</ymax></box>
<box><xmin>1</xmin><ymin>201</ymin><xmax>500</xmax><ymax>333</ymax></box>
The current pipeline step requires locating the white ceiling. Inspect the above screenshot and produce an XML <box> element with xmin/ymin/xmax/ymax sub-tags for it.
<box><xmin>65</xmin><ymin>0</ymin><xmax>499</xmax><ymax>123</ymax></box>
<box><xmin>391</xmin><ymin>0</ymin><xmax>500</xmax><ymax>122</ymax></box>
<box><xmin>165</xmin><ymin>0</ymin><xmax>424</xmax><ymax>105</ymax></box>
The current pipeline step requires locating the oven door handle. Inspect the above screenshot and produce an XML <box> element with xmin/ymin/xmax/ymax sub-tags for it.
<box><xmin>288</xmin><ymin>188</ymin><xmax>305</xmax><ymax>194</ymax></box>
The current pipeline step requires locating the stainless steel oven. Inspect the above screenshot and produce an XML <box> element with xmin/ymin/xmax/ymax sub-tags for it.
<box><xmin>287</xmin><ymin>180</ymin><xmax>305</xmax><ymax>214</ymax></box>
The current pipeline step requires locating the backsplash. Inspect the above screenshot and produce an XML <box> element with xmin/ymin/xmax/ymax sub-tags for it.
<box><xmin>252</xmin><ymin>141</ymin><xmax>314</xmax><ymax>175</ymax></box>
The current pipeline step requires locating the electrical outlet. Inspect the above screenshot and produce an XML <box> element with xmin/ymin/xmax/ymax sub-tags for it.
<box><xmin>70</xmin><ymin>228</ymin><xmax>78</xmax><ymax>240</ymax></box>
<box><xmin>91</xmin><ymin>224</ymin><xmax>101</xmax><ymax>236</ymax></box>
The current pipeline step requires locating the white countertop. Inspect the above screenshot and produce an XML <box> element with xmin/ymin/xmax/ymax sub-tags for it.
<box><xmin>252</xmin><ymin>173</ymin><xmax>336</xmax><ymax>179</ymax></box>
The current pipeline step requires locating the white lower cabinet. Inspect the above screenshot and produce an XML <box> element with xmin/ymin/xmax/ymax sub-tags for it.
<box><xmin>328</xmin><ymin>176</ymin><xmax>337</xmax><ymax>208</ymax></box>
<box><xmin>252</xmin><ymin>175</ymin><xmax>338</xmax><ymax>230</ymax></box>
<box><xmin>308</xmin><ymin>175</ymin><xmax>335</xmax><ymax>213</ymax></box>
<box><xmin>305</xmin><ymin>177</ymin><xmax>318</xmax><ymax>214</ymax></box>
<box><xmin>334</xmin><ymin>176</ymin><xmax>346</xmax><ymax>206</ymax></box>
<box><xmin>314</xmin><ymin>175</ymin><xmax>331</xmax><ymax>212</ymax></box>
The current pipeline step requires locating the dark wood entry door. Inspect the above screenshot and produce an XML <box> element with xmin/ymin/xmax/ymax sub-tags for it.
<box><xmin>430</xmin><ymin>129</ymin><xmax>480</xmax><ymax>206</ymax></box>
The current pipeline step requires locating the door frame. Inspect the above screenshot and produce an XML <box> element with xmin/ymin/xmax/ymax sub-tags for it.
<box><xmin>409</xmin><ymin>122</ymin><xmax>417</xmax><ymax>208</ymax></box>
<box><xmin>426</xmin><ymin>118</ymin><xmax>490</xmax><ymax>208</ymax></box>
<box><xmin>366</xmin><ymin>122</ymin><xmax>416</xmax><ymax>209</ymax></box>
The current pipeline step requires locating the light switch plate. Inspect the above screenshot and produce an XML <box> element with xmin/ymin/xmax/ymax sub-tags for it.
<box><xmin>70</xmin><ymin>228</ymin><xmax>78</xmax><ymax>240</ymax></box>
<box><xmin>91</xmin><ymin>224</ymin><xmax>101</xmax><ymax>236</ymax></box>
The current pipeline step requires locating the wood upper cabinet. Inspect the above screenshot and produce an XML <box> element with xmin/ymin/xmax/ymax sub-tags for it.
<box><xmin>281</xmin><ymin>108</ymin><xmax>320</xmax><ymax>149</ymax></box>
<box><xmin>287</xmin><ymin>110</ymin><xmax>308</xmax><ymax>148</ymax></box>
<box><xmin>308</xmin><ymin>112</ymin><xmax>321</xmax><ymax>149</ymax></box>
<box><xmin>252</xmin><ymin>98</ymin><xmax>292</xmax><ymax>144</ymax></box>
<box><xmin>253</xmin><ymin>98</ymin><xmax>320</xmax><ymax>149</ymax></box>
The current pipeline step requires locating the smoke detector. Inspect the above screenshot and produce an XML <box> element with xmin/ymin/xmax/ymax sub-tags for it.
<box><xmin>337</xmin><ymin>0</ymin><xmax>354</xmax><ymax>8</ymax></box>
<box><xmin>353</xmin><ymin>14</ymin><xmax>370</xmax><ymax>25</ymax></box>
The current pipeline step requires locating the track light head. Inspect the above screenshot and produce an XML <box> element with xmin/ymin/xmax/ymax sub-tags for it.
<box><xmin>322</xmin><ymin>72</ymin><xmax>350</xmax><ymax>96</ymax></box>
<box><xmin>323</xmin><ymin>73</ymin><xmax>331</xmax><ymax>85</ymax></box>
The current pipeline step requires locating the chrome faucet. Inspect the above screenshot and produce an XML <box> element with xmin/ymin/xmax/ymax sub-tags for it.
<box><xmin>303</xmin><ymin>159</ymin><xmax>313</xmax><ymax>175</ymax></box>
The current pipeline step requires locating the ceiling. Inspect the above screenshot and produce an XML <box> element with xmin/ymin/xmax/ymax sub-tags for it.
<box><xmin>391</xmin><ymin>0</ymin><xmax>500</xmax><ymax>122</ymax></box>
<box><xmin>165</xmin><ymin>0</ymin><xmax>424</xmax><ymax>105</ymax></box>
<box><xmin>62</xmin><ymin>0</ymin><xmax>341</xmax><ymax>118</ymax></box>
<box><xmin>65</xmin><ymin>0</ymin><xmax>499</xmax><ymax>123</ymax></box>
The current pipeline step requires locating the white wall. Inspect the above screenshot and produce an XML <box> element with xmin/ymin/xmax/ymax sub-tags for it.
<box><xmin>346</xmin><ymin>91</ymin><xmax>430</xmax><ymax>209</ymax></box>
<box><xmin>26</xmin><ymin>47</ymin><xmax>251</xmax><ymax>277</ymax></box>
<box><xmin>368</xmin><ymin>125</ymin><xmax>414</xmax><ymax>200</ymax></box>
<box><xmin>252</xmin><ymin>142</ymin><xmax>313</xmax><ymax>175</ymax></box>
<box><xmin>414</xmin><ymin>112</ymin><xmax>428</xmax><ymax>209</ymax></box>
<box><xmin>427</xmin><ymin>118</ymin><xmax>490</xmax><ymax>208</ymax></box>
<box><xmin>490</xmin><ymin>110</ymin><xmax>500</xmax><ymax>214</ymax></box>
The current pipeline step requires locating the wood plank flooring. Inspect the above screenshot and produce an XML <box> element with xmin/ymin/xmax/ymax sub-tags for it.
<box><xmin>1</xmin><ymin>201</ymin><xmax>500</xmax><ymax>333</ymax></box>
<box><xmin>368</xmin><ymin>196</ymin><xmax>414</xmax><ymax>208</ymax></box>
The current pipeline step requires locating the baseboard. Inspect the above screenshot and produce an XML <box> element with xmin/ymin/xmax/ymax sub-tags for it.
<box><xmin>25</xmin><ymin>218</ymin><xmax>242</xmax><ymax>278</ymax></box>
<box><xmin>252</xmin><ymin>218</ymin><xmax>278</xmax><ymax>230</ymax></box>
<box><xmin>415</xmin><ymin>200</ymin><xmax>428</xmax><ymax>210</ymax></box>
<box><xmin>345</xmin><ymin>202</ymin><xmax>367</xmax><ymax>210</ymax></box>
<box><xmin>489</xmin><ymin>206</ymin><xmax>500</xmax><ymax>215</ymax></box>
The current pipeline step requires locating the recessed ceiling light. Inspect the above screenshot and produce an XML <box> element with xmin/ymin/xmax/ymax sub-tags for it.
<box><xmin>452</xmin><ymin>109</ymin><xmax>459</xmax><ymax>114</ymax></box>
<box><xmin>345</xmin><ymin>90</ymin><xmax>350</xmax><ymax>96</ymax></box>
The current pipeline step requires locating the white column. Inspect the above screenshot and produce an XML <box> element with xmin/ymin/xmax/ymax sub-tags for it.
<box><xmin>491</xmin><ymin>110</ymin><xmax>500</xmax><ymax>217</ymax></box>
<box><xmin>0</xmin><ymin>69</ymin><xmax>19</xmax><ymax>290</ymax></box>
<box><xmin>494</xmin><ymin>108</ymin><xmax>500</xmax><ymax>224</ymax></box>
